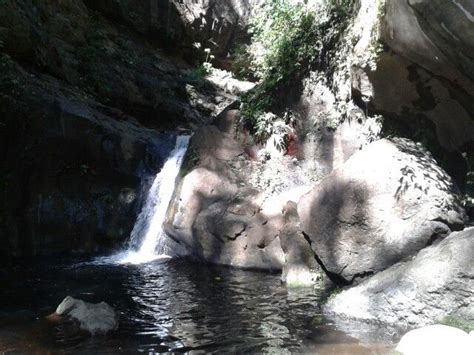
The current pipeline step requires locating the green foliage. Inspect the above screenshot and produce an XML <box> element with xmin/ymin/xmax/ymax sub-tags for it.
<box><xmin>248</xmin><ymin>0</ymin><xmax>315</xmax><ymax>81</ymax></box>
<box><xmin>440</xmin><ymin>315</ymin><xmax>474</xmax><ymax>332</ymax></box>
<box><xmin>192</xmin><ymin>44</ymin><xmax>215</xmax><ymax>78</ymax></box>
<box><xmin>179</xmin><ymin>147</ymin><xmax>200</xmax><ymax>177</ymax></box>
<box><xmin>240</xmin><ymin>0</ymin><xmax>352</xmax><ymax>140</ymax></box>
<box><xmin>193</xmin><ymin>62</ymin><xmax>213</xmax><ymax>79</ymax></box>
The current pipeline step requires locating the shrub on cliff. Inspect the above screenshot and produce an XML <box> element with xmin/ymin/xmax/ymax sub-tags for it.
<box><xmin>238</xmin><ymin>0</ymin><xmax>352</xmax><ymax>142</ymax></box>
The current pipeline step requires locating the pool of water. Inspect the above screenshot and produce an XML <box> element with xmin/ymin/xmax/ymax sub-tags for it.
<box><xmin>0</xmin><ymin>257</ymin><xmax>399</xmax><ymax>353</ymax></box>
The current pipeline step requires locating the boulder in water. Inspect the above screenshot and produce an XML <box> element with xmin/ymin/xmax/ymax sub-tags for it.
<box><xmin>280</xmin><ymin>201</ymin><xmax>327</xmax><ymax>288</ymax></box>
<box><xmin>298</xmin><ymin>138</ymin><xmax>466</xmax><ymax>283</ymax></box>
<box><xmin>55</xmin><ymin>296</ymin><xmax>118</xmax><ymax>335</ymax></box>
<box><xmin>396</xmin><ymin>325</ymin><xmax>474</xmax><ymax>355</ymax></box>
<box><xmin>324</xmin><ymin>228</ymin><xmax>474</xmax><ymax>327</ymax></box>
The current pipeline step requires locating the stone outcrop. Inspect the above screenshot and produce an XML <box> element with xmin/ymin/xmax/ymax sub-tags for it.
<box><xmin>55</xmin><ymin>296</ymin><xmax>118</xmax><ymax>335</ymax></box>
<box><xmin>0</xmin><ymin>0</ymin><xmax>232</xmax><ymax>129</ymax></box>
<box><xmin>324</xmin><ymin>228</ymin><xmax>474</xmax><ymax>327</ymax></box>
<box><xmin>280</xmin><ymin>201</ymin><xmax>324</xmax><ymax>287</ymax></box>
<box><xmin>165</xmin><ymin>109</ymin><xmax>326</xmax><ymax>283</ymax></box>
<box><xmin>298</xmin><ymin>138</ymin><xmax>466</xmax><ymax>283</ymax></box>
<box><xmin>84</xmin><ymin>0</ymin><xmax>261</xmax><ymax>65</ymax></box>
<box><xmin>284</xmin><ymin>0</ymin><xmax>474</xmax><ymax>189</ymax></box>
<box><xmin>358</xmin><ymin>0</ymin><xmax>474</xmax><ymax>187</ymax></box>
<box><xmin>164</xmin><ymin>113</ymin><xmax>285</xmax><ymax>270</ymax></box>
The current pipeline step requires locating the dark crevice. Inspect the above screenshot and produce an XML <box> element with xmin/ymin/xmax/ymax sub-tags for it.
<box><xmin>425</xmin><ymin>232</ymin><xmax>446</xmax><ymax>247</ymax></box>
<box><xmin>225</xmin><ymin>225</ymin><xmax>246</xmax><ymax>241</ymax></box>
<box><xmin>431</xmin><ymin>217</ymin><xmax>464</xmax><ymax>232</ymax></box>
<box><xmin>302</xmin><ymin>231</ymin><xmax>350</xmax><ymax>286</ymax></box>
<box><xmin>350</xmin><ymin>271</ymin><xmax>375</xmax><ymax>284</ymax></box>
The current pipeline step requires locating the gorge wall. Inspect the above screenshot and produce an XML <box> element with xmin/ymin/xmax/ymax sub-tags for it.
<box><xmin>162</xmin><ymin>0</ymin><xmax>473</xmax><ymax>326</ymax></box>
<box><xmin>0</xmin><ymin>0</ymin><xmax>251</xmax><ymax>257</ymax></box>
<box><xmin>1</xmin><ymin>1</ymin><xmax>473</xmax><ymax>331</ymax></box>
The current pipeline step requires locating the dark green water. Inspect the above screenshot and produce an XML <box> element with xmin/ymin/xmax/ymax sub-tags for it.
<box><xmin>0</xmin><ymin>258</ymin><xmax>398</xmax><ymax>353</ymax></box>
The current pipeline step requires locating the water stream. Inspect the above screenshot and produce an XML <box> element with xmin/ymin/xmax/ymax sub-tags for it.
<box><xmin>113</xmin><ymin>135</ymin><xmax>190</xmax><ymax>265</ymax></box>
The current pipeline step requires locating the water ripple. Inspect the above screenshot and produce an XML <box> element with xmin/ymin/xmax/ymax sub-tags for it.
<box><xmin>0</xmin><ymin>258</ymin><xmax>398</xmax><ymax>353</ymax></box>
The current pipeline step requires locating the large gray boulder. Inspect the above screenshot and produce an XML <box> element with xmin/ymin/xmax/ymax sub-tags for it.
<box><xmin>56</xmin><ymin>296</ymin><xmax>118</xmax><ymax>335</ymax></box>
<box><xmin>324</xmin><ymin>228</ymin><xmax>474</xmax><ymax>327</ymax></box>
<box><xmin>165</xmin><ymin>111</ymin><xmax>320</xmax><ymax>274</ymax></box>
<box><xmin>164</xmin><ymin>122</ymin><xmax>286</xmax><ymax>270</ymax></box>
<box><xmin>298</xmin><ymin>138</ymin><xmax>466</xmax><ymax>282</ymax></box>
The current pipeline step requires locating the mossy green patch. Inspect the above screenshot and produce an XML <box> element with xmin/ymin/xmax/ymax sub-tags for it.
<box><xmin>439</xmin><ymin>315</ymin><xmax>474</xmax><ymax>332</ymax></box>
<box><xmin>239</xmin><ymin>0</ymin><xmax>352</xmax><ymax>140</ymax></box>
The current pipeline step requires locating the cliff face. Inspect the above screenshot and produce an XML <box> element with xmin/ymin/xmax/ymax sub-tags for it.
<box><xmin>0</xmin><ymin>0</ymin><xmax>254</xmax><ymax>257</ymax></box>
<box><xmin>84</xmin><ymin>0</ymin><xmax>260</xmax><ymax>66</ymax></box>
<box><xmin>165</xmin><ymin>0</ymin><xmax>472</xmax><ymax>296</ymax></box>
<box><xmin>1</xmin><ymin>0</ymin><xmax>473</xmax><ymax>263</ymax></box>
<box><xmin>369</xmin><ymin>0</ymin><xmax>474</xmax><ymax>185</ymax></box>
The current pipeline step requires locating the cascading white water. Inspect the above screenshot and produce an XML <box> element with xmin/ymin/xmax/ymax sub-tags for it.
<box><xmin>116</xmin><ymin>135</ymin><xmax>190</xmax><ymax>264</ymax></box>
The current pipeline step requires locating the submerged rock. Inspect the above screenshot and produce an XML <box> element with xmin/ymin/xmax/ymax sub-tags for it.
<box><xmin>324</xmin><ymin>228</ymin><xmax>474</xmax><ymax>327</ymax></box>
<box><xmin>396</xmin><ymin>325</ymin><xmax>474</xmax><ymax>355</ymax></box>
<box><xmin>298</xmin><ymin>138</ymin><xmax>466</xmax><ymax>283</ymax></box>
<box><xmin>55</xmin><ymin>296</ymin><xmax>118</xmax><ymax>335</ymax></box>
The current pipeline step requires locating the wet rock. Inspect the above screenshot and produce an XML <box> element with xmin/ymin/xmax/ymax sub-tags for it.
<box><xmin>396</xmin><ymin>325</ymin><xmax>474</xmax><ymax>355</ymax></box>
<box><xmin>280</xmin><ymin>202</ymin><xmax>326</xmax><ymax>288</ymax></box>
<box><xmin>165</xmin><ymin>120</ymin><xmax>316</xmax><ymax>272</ymax></box>
<box><xmin>56</xmin><ymin>296</ymin><xmax>118</xmax><ymax>335</ymax></box>
<box><xmin>324</xmin><ymin>228</ymin><xmax>474</xmax><ymax>327</ymax></box>
<box><xmin>298</xmin><ymin>138</ymin><xmax>466</xmax><ymax>283</ymax></box>
<box><xmin>0</xmin><ymin>59</ymin><xmax>175</xmax><ymax>256</ymax></box>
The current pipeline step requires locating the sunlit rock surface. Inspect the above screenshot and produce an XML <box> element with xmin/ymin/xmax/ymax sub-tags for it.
<box><xmin>324</xmin><ymin>228</ymin><xmax>474</xmax><ymax>327</ymax></box>
<box><xmin>165</xmin><ymin>109</ymin><xmax>320</xmax><ymax>273</ymax></box>
<box><xmin>298</xmin><ymin>138</ymin><xmax>466</xmax><ymax>283</ymax></box>
<box><xmin>364</xmin><ymin>0</ymin><xmax>474</xmax><ymax>185</ymax></box>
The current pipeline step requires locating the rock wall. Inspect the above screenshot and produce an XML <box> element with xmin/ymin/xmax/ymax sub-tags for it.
<box><xmin>275</xmin><ymin>0</ymin><xmax>474</xmax><ymax>189</ymax></box>
<box><xmin>0</xmin><ymin>0</ymin><xmax>241</xmax><ymax>257</ymax></box>
<box><xmin>84</xmin><ymin>0</ymin><xmax>260</xmax><ymax>66</ymax></box>
<box><xmin>359</xmin><ymin>0</ymin><xmax>474</xmax><ymax>187</ymax></box>
<box><xmin>164</xmin><ymin>0</ymin><xmax>472</xmax><ymax>310</ymax></box>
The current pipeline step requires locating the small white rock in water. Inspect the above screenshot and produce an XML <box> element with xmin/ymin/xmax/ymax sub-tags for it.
<box><xmin>396</xmin><ymin>325</ymin><xmax>473</xmax><ymax>355</ymax></box>
<box><xmin>56</xmin><ymin>296</ymin><xmax>118</xmax><ymax>335</ymax></box>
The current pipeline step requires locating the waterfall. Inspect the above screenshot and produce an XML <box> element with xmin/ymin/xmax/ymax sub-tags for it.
<box><xmin>117</xmin><ymin>135</ymin><xmax>190</xmax><ymax>264</ymax></box>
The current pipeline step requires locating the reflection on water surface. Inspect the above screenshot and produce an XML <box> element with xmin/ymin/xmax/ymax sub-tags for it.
<box><xmin>0</xmin><ymin>258</ymin><xmax>397</xmax><ymax>353</ymax></box>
